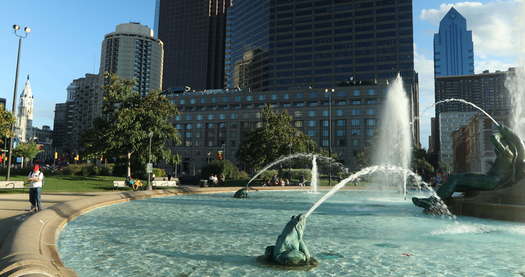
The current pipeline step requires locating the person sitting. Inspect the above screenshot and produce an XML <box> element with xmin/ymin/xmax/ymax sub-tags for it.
<box><xmin>125</xmin><ymin>176</ymin><xmax>135</xmax><ymax>188</ymax></box>
<box><xmin>132</xmin><ymin>179</ymin><xmax>144</xmax><ymax>191</ymax></box>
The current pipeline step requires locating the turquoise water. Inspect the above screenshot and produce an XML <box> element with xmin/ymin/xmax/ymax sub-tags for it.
<box><xmin>58</xmin><ymin>191</ymin><xmax>525</xmax><ymax>276</ymax></box>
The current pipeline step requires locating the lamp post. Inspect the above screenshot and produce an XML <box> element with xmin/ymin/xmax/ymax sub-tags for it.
<box><xmin>147</xmin><ymin>131</ymin><xmax>153</xmax><ymax>190</ymax></box>
<box><xmin>7</xmin><ymin>25</ymin><xmax>31</xmax><ymax>181</ymax></box>
<box><xmin>325</xmin><ymin>88</ymin><xmax>334</xmax><ymax>187</ymax></box>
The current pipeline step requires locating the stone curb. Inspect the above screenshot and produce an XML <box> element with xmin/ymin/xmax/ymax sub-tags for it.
<box><xmin>0</xmin><ymin>186</ymin><xmax>311</xmax><ymax>277</ymax></box>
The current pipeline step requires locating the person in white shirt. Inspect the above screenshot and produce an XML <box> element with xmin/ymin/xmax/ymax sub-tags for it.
<box><xmin>28</xmin><ymin>164</ymin><xmax>44</xmax><ymax>212</ymax></box>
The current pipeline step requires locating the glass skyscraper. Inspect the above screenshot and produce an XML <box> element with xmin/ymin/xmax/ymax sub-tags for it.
<box><xmin>227</xmin><ymin>0</ymin><xmax>416</xmax><ymax>91</ymax></box>
<box><xmin>156</xmin><ymin>0</ymin><xmax>231</xmax><ymax>91</ymax></box>
<box><xmin>433</xmin><ymin>7</ymin><xmax>474</xmax><ymax>77</ymax></box>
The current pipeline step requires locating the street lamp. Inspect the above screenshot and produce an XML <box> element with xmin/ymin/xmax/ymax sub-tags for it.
<box><xmin>147</xmin><ymin>131</ymin><xmax>153</xmax><ymax>190</ymax></box>
<box><xmin>7</xmin><ymin>24</ymin><xmax>31</xmax><ymax>181</ymax></box>
<box><xmin>325</xmin><ymin>88</ymin><xmax>335</xmax><ymax>187</ymax></box>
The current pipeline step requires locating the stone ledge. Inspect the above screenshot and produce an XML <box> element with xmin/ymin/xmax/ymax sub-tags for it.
<box><xmin>0</xmin><ymin>187</ymin><xmax>244</xmax><ymax>277</ymax></box>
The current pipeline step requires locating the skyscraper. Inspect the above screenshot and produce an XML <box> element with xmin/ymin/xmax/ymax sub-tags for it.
<box><xmin>434</xmin><ymin>7</ymin><xmax>474</xmax><ymax>77</ymax></box>
<box><xmin>16</xmin><ymin>75</ymin><xmax>33</xmax><ymax>142</ymax></box>
<box><xmin>99</xmin><ymin>22</ymin><xmax>164</xmax><ymax>95</ymax></box>
<box><xmin>227</xmin><ymin>0</ymin><xmax>416</xmax><ymax>91</ymax></box>
<box><xmin>156</xmin><ymin>0</ymin><xmax>231</xmax><ymax>91</ymax></box>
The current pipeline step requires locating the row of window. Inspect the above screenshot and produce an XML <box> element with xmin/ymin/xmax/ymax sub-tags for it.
<box><xmin>173</xmin><ymin>89</ymin><xmax>379</xmax><ymax>105</ymax></box>
<box><xmin>175</xmin><ymin>118</ymin><xmax>377</xmax><ymax>130</ymax></box>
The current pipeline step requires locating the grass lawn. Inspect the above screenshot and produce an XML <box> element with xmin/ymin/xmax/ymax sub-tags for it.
<box><xmin>0</xmin><ymin>175</ymin><xmax>124</xmax><ymax>193</ymax></box>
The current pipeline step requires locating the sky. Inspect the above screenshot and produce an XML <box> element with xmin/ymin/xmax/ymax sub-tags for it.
<box><xmin>0</xmin><ymin>0</ymin><xmax>522</xmax><ymax>148</ymax></box>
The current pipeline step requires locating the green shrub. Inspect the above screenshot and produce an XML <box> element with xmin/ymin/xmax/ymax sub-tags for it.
<box><xmin>258</xmin><ymin>170</ymin><xmax>278</xmax><ymax>181</ymax></box>
<box><xmin>153</xmin><ymin>168</ymin><xmax>166</xmax><ymax>178</ymax></box>
<box><xmin>281</xmin><ymin>169</ymin><xmax>311</xmax><ymax>181</ymax></box>
<box><xmin>201</xmin><ymin>160</ymin><xmax>242</xmax><ymax>180</ymax></box>
<box><xmin>238</xmin><ymin>171</ymin><xmax>250</xmax><ymax>180</ymax></box>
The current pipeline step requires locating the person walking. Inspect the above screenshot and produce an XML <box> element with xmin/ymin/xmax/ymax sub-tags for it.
<box><xmin>28</xmin><ymin>164</ymin><xmax>44</xmax><ymax>212</ymax></box>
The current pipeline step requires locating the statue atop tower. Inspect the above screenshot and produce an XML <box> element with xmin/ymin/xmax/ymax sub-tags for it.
<box><xmin>15</xmin><ymin>75</ymin><xmax>34</xmax><ymax>142</ymax></box>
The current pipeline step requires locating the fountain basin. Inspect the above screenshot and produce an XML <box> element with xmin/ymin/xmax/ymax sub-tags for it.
<box><xmin>58</xmin><ymin>191</ymin><xmax>525</xmax><ymax>276</ymax></box>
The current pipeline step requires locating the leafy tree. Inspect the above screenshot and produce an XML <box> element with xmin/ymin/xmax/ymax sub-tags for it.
<box><xmin>13</xmin><ymin>142</ymin><xmax>43</xmax><ymax>167</ymax></box>
<box><xmin>201</xmin><ymin>160</ymin><xmax>243</xmax><ymax>180</ymax></box>
<box><xmin>411</xmin><ymin>146</ymin><xmax>435</xmax><ymax>181</ymax></box>
<box><xmin>237</xmin><ymin>105</ymin><xmax>317</xmax><ymax>171</ymax></box>
<box><xmin>82</xmin><ymin>73</ymin><xmax>181</xmax><ymax>178</ymax></box>
<box><xmin>0</xmin><ymin>110</ymin><xmax>15</xmax><ymax>144</ymax></box>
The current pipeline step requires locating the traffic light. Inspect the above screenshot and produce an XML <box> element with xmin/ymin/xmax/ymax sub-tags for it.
<box><xmin>54</xmin><ymin>152</ymin><xmax>58</xmax><ymax>159</ymax></box>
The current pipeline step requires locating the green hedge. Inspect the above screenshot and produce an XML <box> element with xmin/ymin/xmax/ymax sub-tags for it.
<box><xmin>201</xmin><ymin>160</ymin><xmax>245</xmax><ymax>180</ymax></box>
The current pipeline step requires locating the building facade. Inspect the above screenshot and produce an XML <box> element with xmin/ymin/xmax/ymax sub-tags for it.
<box><xmin>52</xmin><ymin>74</ymin><xmax>100</xmax><ymax>157</ymax></box>
<box><xmin>227</xmin><ymin>0</ymin><xmax>416</xmax><ymax>91</ymax></box>
<box><xmin>15</xmin><ymin>76</ymin><xmax>33</xmax><ymax>143</ymax></box>
<box><xmin>225</xmin><ymin>0</ymin><xmax>419</xmax><ymax>144</ymax></box>
<box><xmin>168</xmin><ymin>83</ymin><xmax>394</xmax><ymax>175</ymax></box>
<box><xmin>452</xmin><ymin>113</ymin><xmax>508</xmax><ymax>174</ymax></box>
<box><xmin>156</xmin><ymin>0</ymin><xmax>230</xmax><ymax>91</ymax></box>
<box><xmin>33</xmin><ymin>125</ymin><xmax>53</xmax><ymax>163</ymax></box>
<box><xmin>434</xmin><ymin>7</ymin><xmax>474</xmax><ymax>77</ymax></box>
<box><xmin>100</xmin><ymin>22</ymin><xmax>164</xmax><ymax>95</ymax></box>
<box><xmin>439</xmin><ymin>111</ymin><xmax>476</xmax><ymax>169</ymax></box>
<box><xmin>433</xmin><ymin>69</ymin><xmax>513</xmax><ymax>166</ymax></box>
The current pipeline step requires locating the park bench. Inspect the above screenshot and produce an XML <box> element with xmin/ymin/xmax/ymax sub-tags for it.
<box><xmin>152</xmin><ymin>179</ymin><xmax>179</xmax><ymax>188</ymax></box>
<box><xmin>0</xmin><ymin>181</ymin><xmax>25</xmax><ymax>190</ymax></box>
<box><xmin>113</xmin><ymin>181</ymin><xmax>127</xmax><ymax>189</ymax></box>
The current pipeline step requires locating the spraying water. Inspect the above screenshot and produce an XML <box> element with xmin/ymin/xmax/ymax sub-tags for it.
<box><xmin>506</xmin><ymin>68</ymin><xmax>525</xmax><ymax>140</ymax></box>
<box><xmin>304</xmin><ymin>165</ymin><xmax>453</xmax><ymax>219</ymax></box>
<box><xmin>310</xmin><ymin>155</ymin><xmax>319</xmax><ymax>193</ymax></box>
<box><xmin>246</xmin><ymin>153</ymin><xmax>344</xmax><ymax>186</ymax></box>
<box><xmin>373</xmin><ymin>74</ymin><xmax>412</xmax><ymax>198</ymax></box>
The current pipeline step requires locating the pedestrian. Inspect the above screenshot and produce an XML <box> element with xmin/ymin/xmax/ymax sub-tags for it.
<box><xmin>27</xmin><ymin>164</ymin><xmax>44</xmax><ymax>213</ymax></box>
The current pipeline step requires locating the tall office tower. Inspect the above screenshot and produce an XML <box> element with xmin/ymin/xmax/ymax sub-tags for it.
<box><xmin>227</xmin><ymin>0</ymin><xmax>416</xmax><ymax>91</ymax></box>
<box><xmin>156</xmin><ymin>0</ymin><xmax>231</xmax><ymax>91</ymax></box>
<box><xmin>16</xmin><ymin>75</ymin><xmax>34</xmax><ymax>142</ymax></box>
<box><xmin>434</xmin><ymin>7</ymin><xmax>474</xmax><ymax>77</ymax></box>
<box><xmin>99</xmin><ymin>23</ymin><xmax>164</xmax><ymax>95</ymax></box>
<box><xmin>53</xmin><ymin>74</ymin><xmax>100</xmax><ymax>155</ymax></box>
<box><xmin>226</xmin><ymin>0</ymin><xmax>419</xmax><ymax>143</ymax></box>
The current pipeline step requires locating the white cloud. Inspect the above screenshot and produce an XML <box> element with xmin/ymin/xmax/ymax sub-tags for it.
<box><xmin>414</xmin><ymin>44</ymin><xmax>435</xmax><ymax>148</ymax></box>
<box><xmin>420</xmin><ymin>0</ymin><xmax>524</xmax><ymax>59</ymax></box>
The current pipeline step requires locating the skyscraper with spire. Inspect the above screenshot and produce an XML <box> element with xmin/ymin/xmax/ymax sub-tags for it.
<box><xmin>434</xmin><ymin>7</ymin><xmax>474</xmax><ymax>77</ymax></box>
<box><xmin>16</xmin><ymin>75</ymin><xmax>34</xmax><ymax>142</ymax></box>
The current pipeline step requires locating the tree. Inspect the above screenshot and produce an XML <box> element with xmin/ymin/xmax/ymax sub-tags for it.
<box><xmin>411</xmin><ymin>146</ymin><xmax>435</xmax><ymax>181</ymax></box>
<box><xmin>237</xmin><ymin>105</ymin><xmax>317</xmax><ymax>171</ymax></box>
<box><xmin>13</xmin><ymin>142</ymin><xmax>43</xmax><ymax>167</ymax></box>
<box><xmin>0</xmin><ymin>110</ymin><xmax>15</xmax><ymax>144</ymax></box>
<box><xmin>82</xmin><ymin>73</ymin><xmax>181</xmax><ymax>177</ymax></box>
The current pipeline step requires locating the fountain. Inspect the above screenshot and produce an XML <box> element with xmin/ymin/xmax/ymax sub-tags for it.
<box><xmin>233</xmin><ymin>153</ymin><xmax>342</xmax><ymax>198</ymax></box>
<box><xmin>310</xmin><ymin>155</ymin><xmax>319</xmax><ymax>193</ymax></box>
<box><xmin>373</xmin><ymin>74</ymin><xmax>412</xmax><ymax>199</ymax></box>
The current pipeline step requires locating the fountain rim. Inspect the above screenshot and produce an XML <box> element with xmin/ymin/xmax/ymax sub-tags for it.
<box><xmin>0</xmin><ymin>187</ymin><xmax>308</xmax><ymax>277</ymax></box>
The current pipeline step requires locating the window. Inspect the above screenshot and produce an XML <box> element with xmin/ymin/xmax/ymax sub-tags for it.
<box><xmin>307</xmin><ymin>130</ymin><xmax>316</xmax><ymax>137</ymax></box>
<box><xmin>367</xmin><ymin>89</ymin><xmax>376</xmax><ymax>96</ymax></box>
<box><xmin>197</xmin><ymin>114</ymin><xmax>203</xmax><ymax>120</ymax></box>
<box><xmin>294</xmin><ymin>111</ymin><xmax>304</xmax><ymax>117</ymax></box>
<box><xmin>308</xmin><ymin>111</ymin><xmax>316</xmax><ymax>117</ymax></box>
<box><xmin>351</xmin><ymin>119</ymin><xmax>360</xmax><ymax>126</ymax></box>
<box><xmin>190</xmin><ymin>98</ymin><xmax>196</xmax><ymax>104</ymax></box>
<box><xmin>352</xmin><ymin>100</ymin><xmax>361</xmax><ymax>105</ymax></box>
<box><xmin>322</xmin><ymin>120</ymin><xmax>329</xmax><ymax>127</ymax></box>
<box><xmin>367</xmin><ymin>129</ymin><xmax>375</xmax><ymax>137</ymax></box>
<box><xmin>322</xmin><ymin>110</ymin><xmax>329</xmax><ymax>116</ymax></box>
<box><xmin>307</xmin><ymin>120</ymin><xmax>316</xmax><ymax>127</ymax></box>
<box><xmin>230</xmin><ymin>113</ymin><xmax>238</xmax><ymax>119</ymax></box>
<box><xmin>271</xmin><ymin>94</ymin><xmax>278</xmax><ymax>100</ymax></box>
<box><xmin>351</xmin><ymin>129</ymin><xmax>361</xmax><ymax>136</ymax></box>
<box><xmin>208</xmin><ymin>114</ymin><xmax>214</xmax><ymax>120</ymax></box>
<box><xmin>323</xmin><ymin>130</ymin><xmax>329</xmax><ymax>137</ymax></box>
<box><xmin>352</xmin><ymin>90</ymin><xmax>360</xmax><ymax>96</ymax></box>
<box><xmin>258</xmin><ymin>95</ymin><xmax>265</xmax><ymax>101</ymax></box>
<box><xmin>367</xmin><ymin>108</ymin><xmax>376</xmax><ymax>115</ymax></box>
<box><xmin>352</xmin><ymin>139</ymin><xmax>360</xmax><ymax>146</ymax></box>
<box><xmin>366</xmin><ymin>119</ymin><xmax>376</xmax><ymax>126</ymax></box>
<box><xmin>246</xmin><ymin>95</ymin><xmax>253</xmax><ymax>101</ymax></box>
<box><xmin>219</xmin><ymin>114</ymin><xmax>225</xmax><ymax>120</ymax></box>
<box><xmin>284</xmin><ymin>93</ymin><xmax>290</xmax><ymax>100</ymax></box>
<box><xmin>336</xmin><ymin>130</ymin><xmax>345</xmax><ymax>137</ymax></box>
<box><xmin>336</xmin><ymin>119</ymin><xmax>345</xmax><ymax>127</ymax></box>
<box><xmin>186</xmin><ymin>124</ymin><xmax>192</xmax><ymax>129</ymax></box>
<box><xmin>175</xmin><ymin>115</ymin><xmax>181</xmax><ymax>121</ymax></box>
<box><xmin>322</xmin><ymin>139</ymin><xmax>329</xmax><ymax>147</ymax></box>
<box><xmin>294</xmin><ymin>120</ymin><xmax>303</xmax><ymax>128</ymax></box>
<box><xmin>196</xmin><ymin>123</ymin><xmax>203</xmax><ymax>129</ymax></box>
<box><xmin>351</xmin><ymin>109</ymin><xmax>360</xmax><ymax>116</ymax></box>
<box><xmin>335</xmin><ymin>110</ymin><xmax>344</xmax><ymax>116</ymax></box>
